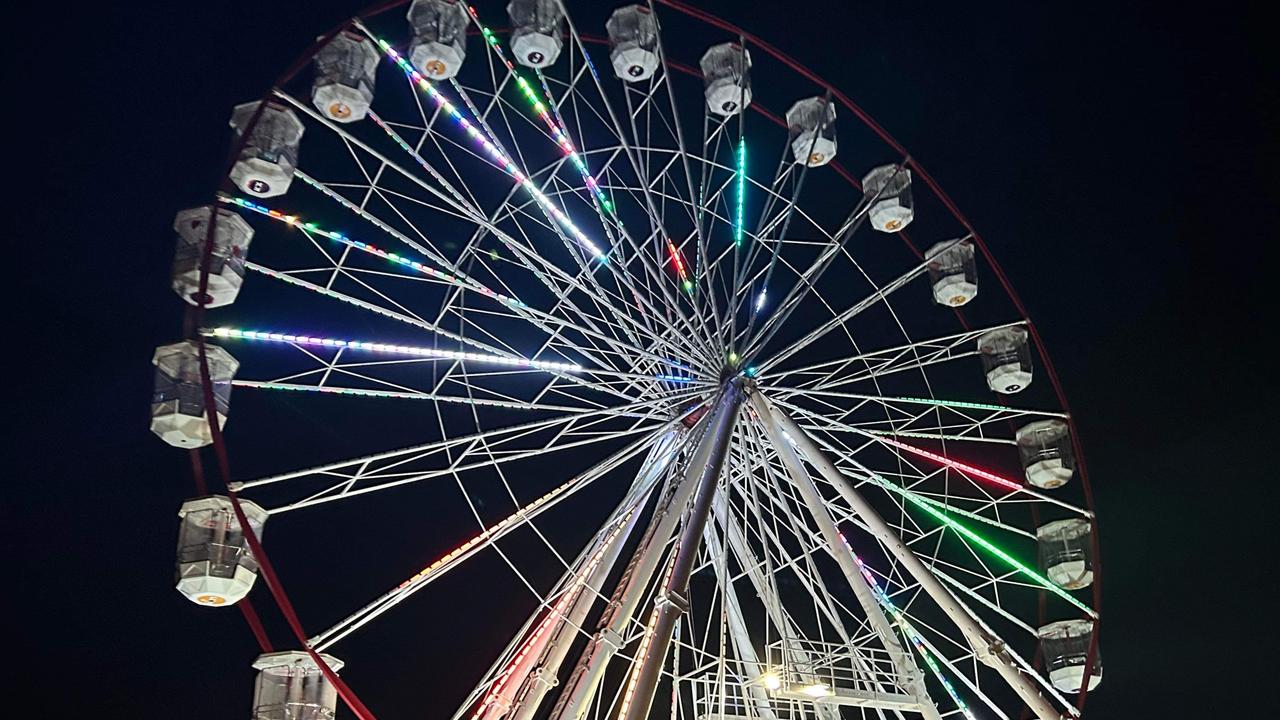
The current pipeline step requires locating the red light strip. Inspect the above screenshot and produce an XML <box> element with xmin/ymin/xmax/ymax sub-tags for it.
<box><xmin>875</xmin><ymin>436</ymin><xmax>1022</xmax><ymax>491</ymax></box>
<box><xmin>470</xmin><ymin>515</ymin><xmax>632</xmax><ymax>720</ymax></box>
<box><xmin>666</xmin><ymin>239</ymin><xmax>693</xmax><ymax>293</ymax></box>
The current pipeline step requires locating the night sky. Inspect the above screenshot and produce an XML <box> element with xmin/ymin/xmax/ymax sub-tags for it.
<box><xmin>10</xmin><ymin>1</ymin><xmax>1274</xmax><ymax>717</ymax></box>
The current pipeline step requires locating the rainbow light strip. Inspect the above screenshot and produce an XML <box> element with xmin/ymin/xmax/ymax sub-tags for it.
<box><xmin>666</xmin><ymin>239</ymin><xmax>693</xmax><ymax>293</ymax></box>
<box><xmin>735</xmin><ymin>138</ymin><xmax>746</xmax><ymax>245</ymax></box>
<box><xmin>368</xmin><ymin>34</ymin><xmax>607</xmax><ymax>262</ymax></box>
<box><xmin>365</xmin><ymin>111</ymin><xmax>493</xmax><ymax>222</ymax></box>
<box><xmin>206</xmin><ymin>327</ymin><xmax>582</xmax><ymax>372</ymax></box>
<box><xmin>465</xmin><ymin>7</ymin><xmax>613</xmax><ymax>213</ymax></box>
<box><xmin>875</xmin><ymin>436</ymin><xmax>1023</xmax><ymax>492</ymax></box>
<box><xmin>219</xmin><ymin>195</ymin><xmax>525</xmax><ymax>309</ymax></box>
<box><xmin>839</xmin><ymin>536</ymin><xmax>976</xmax><ymax>720</ymax></box>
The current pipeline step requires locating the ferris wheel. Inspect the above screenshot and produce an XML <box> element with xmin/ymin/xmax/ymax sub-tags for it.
<box><xmin>152</xmin><ymin>2</ymin><xmax>1103</xmax><ymax>719</ymax></box>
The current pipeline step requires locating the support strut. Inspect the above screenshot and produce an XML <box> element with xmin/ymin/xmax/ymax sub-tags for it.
<box><xmin>618</xmin><ymin>378</ymin><xmax>747</xmax><ymax>720</ymax></box>
<box><xmin>549</xmin><ymin>382</ymin><xmax>745</xmax><ymax>720</ymax></box>
<box><xmin>750</xmin><ymin>393</ymin><xmax>941</xmax><ymax>720</ymax></box>
<box><xmin>762</xmin><ymin>397</ymin><xmax>1064</xmax><ymax>720</ymax></box>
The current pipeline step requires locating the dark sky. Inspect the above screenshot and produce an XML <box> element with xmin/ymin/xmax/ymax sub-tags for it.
<box><xmin>9</xmin><ymin>1</ymin><xmax>1275</xmax><ymax>717</ymax></box>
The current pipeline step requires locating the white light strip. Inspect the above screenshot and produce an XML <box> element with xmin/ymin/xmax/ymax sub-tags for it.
<box><xmin>205</xmin><ymin>327</ymin><xmax>582</xmax><ymax>373</ymax></box>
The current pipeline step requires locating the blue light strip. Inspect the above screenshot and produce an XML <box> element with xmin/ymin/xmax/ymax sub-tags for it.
<box><xmin>840</xmin><ymin>535</ymin><xmax>978</xmax><ymax>720</ymax></box>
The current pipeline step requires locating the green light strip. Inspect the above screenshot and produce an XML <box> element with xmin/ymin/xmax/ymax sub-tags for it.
<box><xmin>904</xmin><ymin>491</ymin><xmax>1095</xmax><ymax>616</ymax></box>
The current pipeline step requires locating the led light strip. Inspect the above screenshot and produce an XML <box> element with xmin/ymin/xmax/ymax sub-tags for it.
<box><xmin>231</xmin><ymin>380</ymin><xmax>490</xmax><ymax>404</ymax></box>
<box><xmin>655</xmin><ymin>374</ymin><xmax>696</xmax><ymax>384</ymax></box>
<box><xmin>205</xmin><ymin>326</ymin><xmax>581</xmax><ymax>372</ymax></box>
<box><xmin>874</xmin><ymin>436</ymin><xmax>1023</xmax><ymax>492</ymax></box>
<box><xmin>219</xmin><ymin>194</ymin><xmax>525</xmax><ymax>309</ymax></box>
<box><xmin>864</xmin><ymin>476</ymin><xmax>1026</xmax><ymax>536</ymax></box>
<box><xmin>314</xmin><ymin>465</ymin><xmax>644</xmax><ymax>651</ymax></box>
<box><xmin>364</xmin><ymin>111</ymin><xmax>497</xmax><ymax>227</ymax></box>
<box><xmin>465</xmin><ymin>6</ymin><xmax>613</xmax><ymax>213</ymax></box>
<box><xmin>896</xmin><ymin>396</ymin><xmax>1022</xmax><ymax>412</ymax></box>
<box><xmin>363</xmin><ymin>31</ymin><xmax>606</xmax><ymax>262</ymax></box>
<box><xmin>815</xmin><ymin>437</ymin><xmax>1093</xmax><ymax>612</ymax></box>
<box><xmin>862</xmin><ymin>429</ymin><xmax>1015</xmax><ymax>445</ymax></box>
<box><xmin>666</xmin><ymin>239</ymin><xmax>693</xmax><ymax>293</ymax></box>
<box><xmin>898</xmin><ymin>487</ymin><xmax>1096</xmax><ymax>616</ymax></box>
<box><xmin>291</xmin><ymin>169</ymin><xmax>553</xmax><ymax>310</ymax></box>
<box><xmin>839</xmin><ymin>537</ymin><xmax>977</xmax><ymax>720</ymax></box>
<box><xmin>735</xmin><ymin>137</ymin><xmax>746</xmax><ymax>245</ymax></box>
<box><xmin>470</xmin><ymin>513</ymin><xmax>632</xmax><ymax>720</ymax></box>
<box><xmin>616</xmin><ymin>550</ymin><xmax>680</xmax><ymax>720</ymax></box>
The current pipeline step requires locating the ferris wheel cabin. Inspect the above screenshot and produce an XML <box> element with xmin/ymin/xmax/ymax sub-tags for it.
<box><xmin>251</xmin><ymin>651</ymin><xmax>345</xmax><ymax>720</ymax></box>
<box><xmin>1037</xmin><ymin>620</ymin><xmax>1102</xmax><ymax>694</ymax></box>
<box><xmin>311</xmin><ymin>31</ymin><xmax>379</xmax><ymax>123</ymax></box>
<box><xmin>700</xmin><ymin>42</ymin><xmax>752</xmax><ymax>116</ymax></box>
<box><xmin>1037</xmin><ymin>518</ymin><xmax>1094</xmax><ymax>590</ymax></box>
<box><xmin>786</xmin><ymin>97</ymin><xmax>837</xmax><ymax>167</ymax></box>
<box><xmin>862</xmin><ymin>164</ymin><xmax>914</xmax><ymax>232</ymax></box>
<box><xmin>508</xmin><ymin>0</ymin><xmax>564</xmax><ymax>68</ymax></box>
<box><xmin>407</xmin><ymin>0</ymin><xmax>470</xmax><ymax>79</ymax></box>
<box><xmin>228</xmin><ymin>101</ymin><xmax>305</xmax><ymax>199</ymax></box>
<box><xmin>1016</xmin><ymin>418</ymin><xmax>1075</xmax><ymax>488</ymax></box>
<box><xmin>175</xmin><ymin>496</ymin><xmax>268</xmax><ymax>606</ymax></box>
<box><xmin>607</xmin><ymin>5</ymin><xmax>660</xmax><ymax>82</ymax></box>
<box><xmin>925</xmin><ymin>238</ymin><xmax>978</xmax><ymax>307</ymax></box>
<box><xmin>150</xmin><ymin>341</ymin><xmax>238</xmax><ymax>448</ymax></box>
<box><xmin>977</xmin><ymin>326</ymin><xmax>1032</xmax><ymax>394</ymax></box>
<box><xmin>170</xmin><ymin>205</ymin><xmax>253</xmax><ymax>308</ymax></box>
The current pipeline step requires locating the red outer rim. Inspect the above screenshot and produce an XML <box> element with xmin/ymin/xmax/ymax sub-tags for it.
<box><xmin>185</xmin><ymin>2</ymin><xmax>1103</xmax><ymax>717</ymax></box>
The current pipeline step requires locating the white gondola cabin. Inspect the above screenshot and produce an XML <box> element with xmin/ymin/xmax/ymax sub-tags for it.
<box><xmin>228</xmin><ymin>101</ymin><xmax>305</xmax><ymax>199</ymax></box>
<box><xmin>407</xmin><ymin>0</ymin><xmax>469</xmax><ymax>79</ymax></box>
<box><xmin>786</xmin><ymin>97</ymin><xmax>837</xmax><ymax>167</ymax></box>
<box><xmin>1016</xmin><ymin>419</ymin><xmax>1075</xmax><ymax>488</ymax></box>
<box><xmin>700</xmin><ymin>42</ymin><xmax>752</xmax><ymax>116</ymax></box>
<box><xmin>977</xmin><ymin>327</ymin><xmax>1032</xmax><ymax>394</ymax></box>
<box><xmin>151</xmin><ymin>341</ymin><xmax>238</xmax><ymax>448</ymax></box>
<box><xmin>924</xmin><ymin>239</ymin><xmax>977</xmax><ymax>307</ymax></box>
<box><xmin>508</xmin><ymin>0</ymin><xmax>564</xmax><ymax>68</ymax></box>
<box><xmin>171</xmin><ymin>206</ymin><xmax>253</xmax><ymax>308</ymax></box>
<box><xmin>1037</xmin><ymin>518</ymin><xmax>1093</xmax><ymax>590</ymax></box>
<box><xmin>1037</xmin><ymin>620</ymin><xmax>1102</xmax><ymax>694</ymax></box>
<box><xmin>862</xmin><ymin>164</ymin><xmax>914</xmax><ymax>232</ymax></box>
<box><xmin>311</xmin><ymin>31</ymin><xmax>378</xmax><ymax>123</ymax></box>
<box><xmin>606</xmin><ymin>5</ymin><xmax>660</xmax><ymax>82</ymax></box>
<box><xmin>176</xmin><ymin>495</ymin><xmax>267</xmax><ymax>606</ymax></box>
<box><xmin>251</xmin><ymin>651</ymin><xmax>345</xmax><ymax>720</ymax></box>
